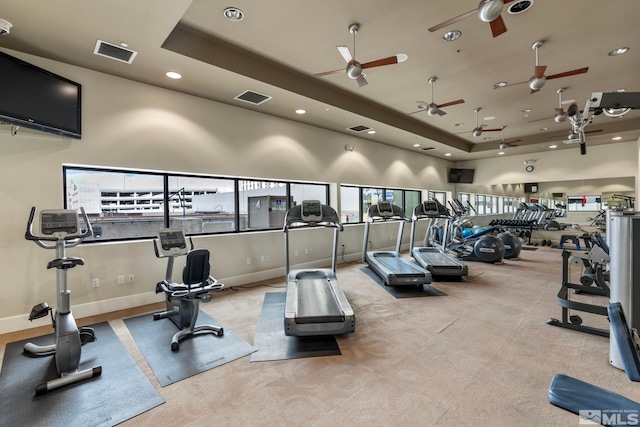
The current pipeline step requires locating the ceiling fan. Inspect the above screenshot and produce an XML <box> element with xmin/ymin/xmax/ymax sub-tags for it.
<box><xmin>458</xmin><ymin>108</ymin><xmax>503</xmax><ymax>137</ymax></box>
<box><xmin>314</xmin><ymin>23</ymin><xmax>407</xmax><ymax>87</ymax></box>
<box><xmin>498</xmin><ymin>40</ymin><xmax>589</xmax><ymax>93</ymax></box>
<box><xmin>410</xmin><ymin>77</ymin><xmax>465</xmax><ymax>116</ymax></box>
<box><xmin>527</xmin><ymin>88</ymin><xmax>576</xmax><ymax>123</ymax></box>
<box><xmin>497</xmin><ymin>127</ymin><xmax>522</xmax><ymax>149</ymax></box>
<box><xmin>428</xmin><ymin>0</ymin><xmax>517</xmax><ymax>38</ymax></box>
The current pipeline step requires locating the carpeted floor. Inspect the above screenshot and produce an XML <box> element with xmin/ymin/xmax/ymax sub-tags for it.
<box><xmin>1</xmin><ymin>246</ymin><xmax>638</xmax><ymax>426</ymax></box>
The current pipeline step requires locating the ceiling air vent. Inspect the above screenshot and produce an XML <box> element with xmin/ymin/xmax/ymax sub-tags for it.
<box><xmin>347</xmin><ymin>125</ymin><xmax>371</xmax><ymax>133</ymax></box>
<box><xmin>420</xmin><ymin>147</ymin><xmax>438</xmax><ymax>151</ymax></box>
<box><xmin>234</xmin><ymin>90</ymin><xmax>272</xmax><ymax>105</ymax></box>
<box><xmin>94</xmin><ymin>40</ymin><xmax>137</xmax><ymax>64</ymax></box>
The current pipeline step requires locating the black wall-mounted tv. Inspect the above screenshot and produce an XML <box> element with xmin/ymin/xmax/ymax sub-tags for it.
<box><xmin>0</xmin><ymin>51</ymin><xmax>81</xmax><ymax>139</ymax></box>
<box><xmin>448</xmin><ymin>168</ymin><xmax>475</xmax><ymax>184</ymax></box>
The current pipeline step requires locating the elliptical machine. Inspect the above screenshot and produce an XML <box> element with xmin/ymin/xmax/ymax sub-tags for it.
<box><xmin>24</xmin><ymin>207</ymin><xmax>102</xmax><ymax>395</ymax></box>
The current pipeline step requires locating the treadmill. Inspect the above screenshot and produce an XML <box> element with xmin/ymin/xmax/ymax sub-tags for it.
<box><xmin>409</xmin><ymin>200</ymin><xmax>468</xmax><ymax>277</ymax></box>
<box><xmin>283</xmin><ymin>200</ymin><xmax>355</xmax><ymax>337</ymax></box>
<box><xmin>362</xmin><ymin>202</ymin><xmax>432</xmax><ymax>286</ymax></box>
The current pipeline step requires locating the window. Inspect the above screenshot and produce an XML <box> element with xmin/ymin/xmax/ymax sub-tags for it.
<box><xmin>168</xmin><ymin>175</ymin><xmax>236</xmax><ymax>235</ymax></box>
<box><xmin>64</xmin><ymin>166</ymin><xmax>329</xmax><ymax>241</ymax></box>
<box><xmin>340</xmin><ymin>185</ymin><xmax>422</xmax><ymax>222</ymax></box>
<box><xmin>66</xmin><ymin>168</ymin><xmax>164</xmax><ymax>241</ymax></box>
<box><xmin>340</xmin><ymin>186</ymin><xmax>360</xmax><ymax>223</ymax></box>
<box><xmin>428</xmin><ymin>191</ymin><xmax>447</xmax><ymax>207</ymax></box>
<box><xmin>567</xmin><ymin>195</ymin><xmax>601</xmax><ymax>212</ymax></box>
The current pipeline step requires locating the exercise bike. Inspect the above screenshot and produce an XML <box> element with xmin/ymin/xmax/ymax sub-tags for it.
<box><xmin>24</xmin><ymin>207</ymin><xmax>102</xmax><ymax>395</ymax></box>
<box><xmin>152</xmin><ymin>228</ymin><xmax>224</xmax><ymax>351</ymax></box>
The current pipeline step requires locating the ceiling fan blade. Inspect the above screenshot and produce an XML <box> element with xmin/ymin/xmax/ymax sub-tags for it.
<box><xmin>528</xmin><ymin>116</ymin><xmax>553</xmax><ymax>123</ymax></box>
<box><xmin>361</xmin><ymin>55</ymin><xmax>400</xmax><ymax>69</ymax></box>
<box><xmin>483</xmin><ymin>128</ymin><xmax>503</xmax><ymax>132</ymax></box>
<box><xmin>314</xmin><ymin>68</ymin><xmax>344</xmax><ymax>77</ymax></box>
<box><xmin>498</xmin><ymin>80</ymin><xmax>529</xmax><ymax>89</ymax></box>
<box><xmin>489</xmin><ymin>15</ymin><xmax>507</xmax><ymax>37</ymax></box>
<box><xmin>437</xmin><ymin>99</ymin><xmax>465</xmax><ymax>108</ymax></box>
<box><xmin>585</xmin><ymin>129</ymin><xmax>603</xmax><ymax>134</ymax></box>
<box><xmin>507</xmin><ymin>139</ymin><xmax>522</xmax><ymax>146</ymax></box>
<box><xmin>534</xmin><ymin>65</ymin><xmax>547</xmax><ymax>78</ymax></box>
<box><xmin>409</xmin><ymin>109</ymin><xmax>426</xmax><ymax>115</ymax></box>
<box><xmin>428</xmin><ymin>9</ymin><xmax>477</xmax><ymax>32</ymax></box>
<box><xmin>546</xmin><ymin>67</ymin><xmax>589</xmax><ymax>80</ymax></box>
<box><xmin>434</xmin><ymin>108</ymin><xmax>447</xmax><ymax>116</ymax></box>
<box><xmin>356</xmin><ymin>74</ymin><xmax>368</xmax><ymax>87</ymax></box>
<box><xmin>337</xmin><ymin>46</ymin><xmax>353</xmax><ymax>63</ymax></box>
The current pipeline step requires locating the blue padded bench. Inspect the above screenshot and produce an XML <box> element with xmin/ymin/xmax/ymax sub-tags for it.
<box><xmin>608</xmin><ymin>302</ymin><xmax>640</xmax><ymax>382</ymax></box>
<box><xmin>558</xmin><ymin>234</ymin><xmax>580</xmax><ymax>250</ymax></box>
<box><xmin>548</xmin><ymin>303</ymin><xmax>640</xmax><ymax>425</ymax></box>
<box><xmin>548</xmin><ymin>374</ymin><xmax>640</xmax><ymax>425</ymax></box>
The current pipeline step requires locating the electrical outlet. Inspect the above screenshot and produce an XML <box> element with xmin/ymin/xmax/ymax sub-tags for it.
<box><xmin>128</xmin><ymin>274</ymin><xmax>135</xmax><ymax>283</ymax></box>
<box><xmin>260</xmin><ymin>255</ymin><xmax>265</xmax><ymax>263</ymax></box>
<box><xmin>304</xmin><ymin>248</ymin><xmax>308</xmax><ymax>255</ymax></box>
<box><xmin>117</xmin><ymin>275</ymin><xmax>125</xmax><ymax>284</ymax></box>
<box><xmin>91</xmin><ymin>278</ymin><xmax>99</xmax><ymax>288</ymax></box>
<box><xmin>308</xmin><ymin>248</ymin><xmax>312</xmax><ymax>254</ymax></box>
<box><xmin>294</xmin><ymin>249</ymin><xmax>298</xmax><ymax>256</ymax></box>
<box><xmin>246</xmin><ymin>257</ymin><xmax>251</xmax><ymax>265</ymax></box>
<box><xmin>265</xmin><ymin>255</ymin><xmax>270</xmax><ymax>262</ymax></box>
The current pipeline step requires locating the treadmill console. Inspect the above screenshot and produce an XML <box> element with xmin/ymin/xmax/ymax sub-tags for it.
<box><xmin>422</xmin><ymin>201</ymin><xmax>439</xmax><ymax>215</ymax></box>
<box><xmin>40</xmin><ymin>209</ymin><xmax>80</xmax><ymax>238</ymax></box>
<box><xmin>301</xmin><ymin>200</ymin><xmax>323</xmax><ymax>222</ymax></box>
<box><xmin>376</xmin><ymin>202</ymin><xmax>394</xmax><ymax>217</ymax></box>
<box><xmin>157</xmin><ymin>228</ymin><xmax>188</xmax><ymax>257</ymax></box>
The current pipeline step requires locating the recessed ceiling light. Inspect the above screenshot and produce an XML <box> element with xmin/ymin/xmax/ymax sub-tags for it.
<box><xmin>508</xmin><ymin>0</ymin><xmax>534</xmax><ymax>14</ymax></box>
<box><xmin>521</xmin><ymin>108</ymin><xmax>532</xmax><ymax>113</ymax></box>
<box><xmin>368</xmin><ymin>130</ymin><xmax>376</xmax><ymax>134</ymax></box>
<box><xmin>442</xmin><ymin>30</ymin><xmax>461</xmax><ymax>41</ymax></box>
<box><xmin>484</xmin><ymin>116</ymin><xmax>496</xmax><ymax>121</ymax></box>
<box><xmin>616</xmin><ymin>88</ymin><xmax>627</xmax><ymax>92</ymax></box>
<box><xmin>413</xmin><ymin>143</ymin><xmax>421</xmax><ymax>147</ymax></box>
<box><xmin>445</xmin><ymin>153</ymin><xmax>452</xmax><ymax>157</ymax></box>
<box><xmin>612</xmin><ymin>136</ymin><xmax>622</xmax><ymax>140</ymax></box>
<box><xmin>549</xmin><ymin>145</ymin><xmax>557</xmax><ymax>149</ymax></box>
<box><xmin>608</xmin><ymin>47</ymin><xmax>629</xmax><ymax>56</ymax></box>
<box><xmin>483</xmin><ymin>137</ymin><xmax>491</xmax><ymax>140</ymax></box>
<box><xmin>223</xmin><ymin>7</ymin><xmax>244</xmax><ymax>21</ymax></box>
<box><xmin>295</xmin><ymin>109</ymin><xmax>306</xmax><ymax>115</ymax></box>
<box><xmin>498</xmin><ymin>151</ymin><xmax>505</xmax><ymax>155</ymax></box>
<box><xmin>165</xmin><ymin>71</ymin><xmax>182</xmax><ymax>79</ymax></box>
<box><xmin>454</xmin><ymin>122</ymin><xmax>464</xmax><ymax>127</ymax></box>
<box><xmin>494</xmin><ymin>81</ymin><xmax>508</xmax><ymax>89</ymax></box>
<box><xmin>120</xmin><ymin>42</ymin><xmax>129</xmax><ymax>48</ymax></box>
<box><xmin>540</xmin><ymin>127</ymin><xmax>549</xmax><ymax>131</ymax></box>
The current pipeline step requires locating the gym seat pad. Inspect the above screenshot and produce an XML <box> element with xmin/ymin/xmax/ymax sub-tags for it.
<box><xmin>548</xmin><ymin>374</ymin><xmax>640</xmax><ymax>426</ymax></box>
<box><xmin>0</xmin><ymin>322</ymin><xmax>163</xmax><ymax>427</ymax></box>
<box><xmin>124</xmin><ymin>310</ymin><xmax>256</xmax><ymax>387</ymax></box>
<box><xmin>251</xmin><ymin>292</ymin><xmax>341</xmax><ymax>362</ymax></box>
<box><xmin>359</xmin><ymin>267</ymin><xmax>446</xmax><ymax>298</ymax></box>
<box><xmin>608</xmin><ymin>302</ymin><xmax>640</xmax><ymax>381</ymax></box>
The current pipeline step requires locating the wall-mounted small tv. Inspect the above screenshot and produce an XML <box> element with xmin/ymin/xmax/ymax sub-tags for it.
<box><xmin>0</xmin><ymin>50</ymin><xmax>81</xmax><ymax>139</ymax></box>
<box><xmin>448</xmin><ymin>168</ymin><xmax>475</xmax><ymax>184</ymax></box>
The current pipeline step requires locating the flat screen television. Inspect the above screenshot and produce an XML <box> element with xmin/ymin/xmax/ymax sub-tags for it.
<box><xmin>0</xmin><ymin>50</ymin><xmax>81</xmax><ymax>139</ymax></box>
<box><xmin>448</xmin><ymin>168</ymin><xmax>474</xmax><ymax>184</ymax></box>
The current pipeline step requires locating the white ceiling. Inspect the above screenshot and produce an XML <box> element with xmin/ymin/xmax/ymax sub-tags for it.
<box><xmin>0</xmin><ymin>0</ymin><xmax>638</xmax><ymax>161</ymax></box>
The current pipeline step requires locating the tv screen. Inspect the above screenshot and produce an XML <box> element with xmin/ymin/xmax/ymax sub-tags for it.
<box><xmin>448</xmin><ymin>168</ymin><xmax>474</xmax><ymax>184</ymax></box>
<box><xmin>0</xmin><ymin>51</ymin><xmax>81</xmax><ymax>138</ymax></box>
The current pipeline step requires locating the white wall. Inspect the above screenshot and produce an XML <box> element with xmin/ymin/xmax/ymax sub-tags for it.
<box><xmin>0</xmin><ymin>51</ymin><xmax>455</xmax><ymax>332</ymax></box>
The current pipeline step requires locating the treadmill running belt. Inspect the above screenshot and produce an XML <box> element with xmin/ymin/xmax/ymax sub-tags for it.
<box><xmin>374</xmin><ymin>254</ymin><xmax>426</xmax><ymax>275</ymax></box>
<box><xmin>295</xmin><ymin>275</ymin><xmax>344</xmax><ymax>324</ymax></box>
